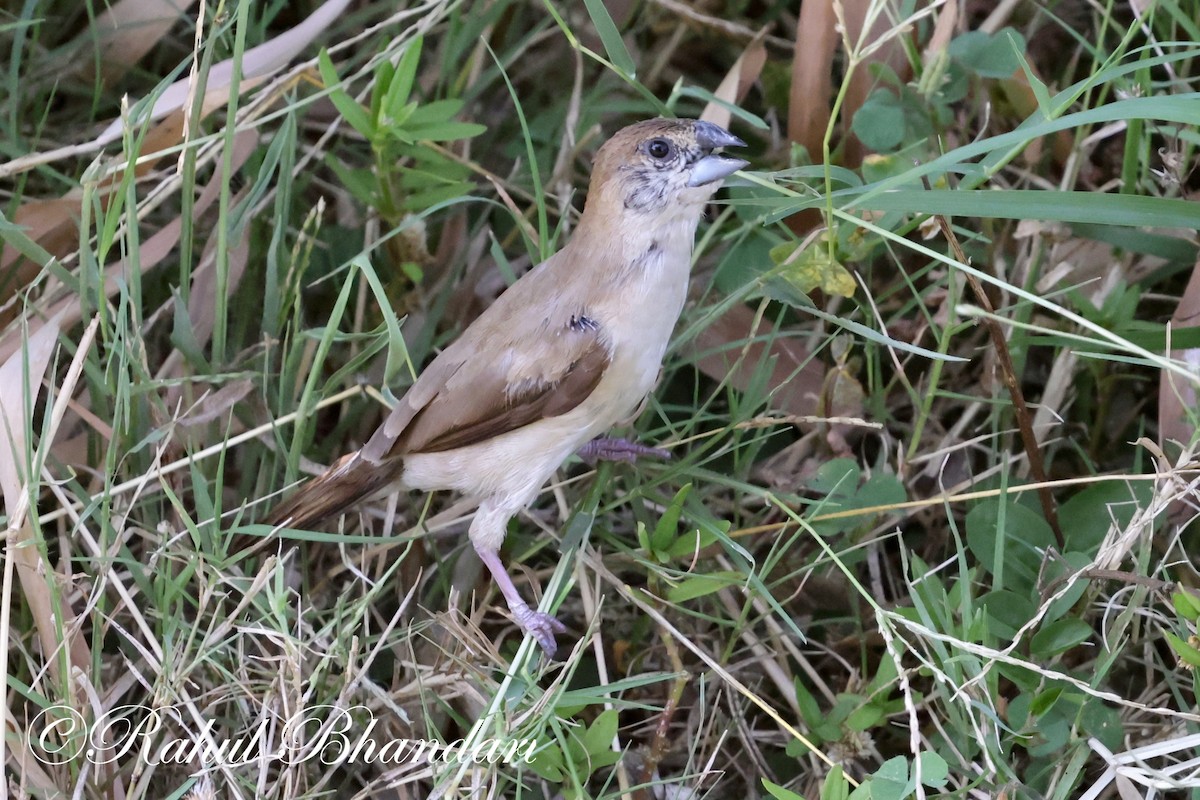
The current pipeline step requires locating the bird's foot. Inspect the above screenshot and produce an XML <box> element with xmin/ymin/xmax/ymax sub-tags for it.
<box><xmin>510</xmin><ymin>601</ymin><xmax>568</xmax><ymax>657</ymax></box>
<box><xmin>577</xmin><ymin>436</ymin><xmax>671</xmax><ymax>466</ymax></box>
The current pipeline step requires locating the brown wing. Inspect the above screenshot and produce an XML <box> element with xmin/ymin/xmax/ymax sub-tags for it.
<box><xmin>361</xmin><ymin>322</ymin><xmax>610</xmax><ymax>462</ymax></box>
<box><xmin>261</xmin><ymin>326</ymin><xmax>608</xmax><ymax>533</ymax></box>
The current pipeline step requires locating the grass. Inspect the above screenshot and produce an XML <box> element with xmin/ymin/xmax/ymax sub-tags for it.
<box><xmin>2</xmin><ymin>0</ymin><xmax>1200</xmax><ymax>798</ymax></box>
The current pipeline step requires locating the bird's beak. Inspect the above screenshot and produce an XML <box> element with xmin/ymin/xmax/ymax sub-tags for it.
<box><xmin>687</xmin><ymin>121</ymin><xmax>749</xmax><ymax>187</ymax></box>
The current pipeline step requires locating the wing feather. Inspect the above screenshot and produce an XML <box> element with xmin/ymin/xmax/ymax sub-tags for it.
<box><xmin>362</xmin><ymin>320</ymin><xmax>610</xmax><ymax>462</ymax></box>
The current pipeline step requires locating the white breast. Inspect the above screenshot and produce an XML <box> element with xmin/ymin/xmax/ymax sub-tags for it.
<box><xmin>402</xmin><ymin>228</ymin><xmax>693</xmax><ymax>511</ymax></box>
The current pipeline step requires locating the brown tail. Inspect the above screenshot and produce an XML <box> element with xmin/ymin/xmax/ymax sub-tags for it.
<box><xmin>235</xmin><ymin>451</ymin><xmax>397</xmax><ymax>553</ymax></box>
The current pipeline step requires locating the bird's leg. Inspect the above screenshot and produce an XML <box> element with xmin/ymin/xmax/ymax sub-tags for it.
<box><xmin>576</xmin><ymin>437</ymin><xmax>671</xmax><ymax>466</ymax></box>
<box><xmin>470</xmin><ymin>506</ymin><xmax>565</xmax><ymax>656</ymax></box>
<box><xmin>474</xmin><ymin>543</ymin><xmax>566</xmax><ymax>656</ymax></box>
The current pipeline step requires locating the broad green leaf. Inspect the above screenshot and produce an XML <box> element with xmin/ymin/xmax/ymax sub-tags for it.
<box><xmin>666</xmin><ymin>570</ymin><xmax>743</xmax><ymax>603</ymax></box>
<box><xmin>1043</xmin><ymin>550</ymin><xmax>1093</xmax><ymax>623</ymax></box>
<box><xmin>1031</xmin><ymin>618</ymin><xmax>1093</xmax><ymax>656</ymax></box>
<box><xmin>524</xmin><ymin>743</ymin><xmax>564</xmax><ymax>781</ymax></box>
<box><xmin>846</xmin><ymin>703</ymin><xmax>883</xmax><ymax>731</ymax></box>
<box><xmin>916</xmin><ymin>751</ymin><xmax>949</xmax><ymax>787</ymax></box>
<box><xmin>1029</xmin><ymin>686</ymin><xmax>1064</xmax><ymax>717</ymax></box>
<box><xmin>948</xmin><ymin>28</ymin><xmax>1028</xmax><ymax>78</ymax></box>
<box><xmin>583</xmin><ymin>709</ymin><xmax>618</xmax><ymax>755</ymax></box>
<box><xmin>966</xmin><ymin>499</ymin><xmax>1054</xmax><ymax>591</ymax></box>
<box><xmin>1080</xmin><ymin>698</ymin><xmax>1123</xmax><ymax>752</ymax></box>
<box><xmin>763</xmin><ymin>779</ymin><xmax>808</xmax><ymax>800</ymax></box>
<box><xmin>665</xmin><ymin>525</ymin><xmax>720</xmax><ymax>560</ymax></box>
<box><xmin>808</xmin><ymin>459</ymin><xmax>860</xmax><ymax>495</ymax></box>
<box><xmin>979</xmin><ymin>589</ymin><xmax>1036</xmax><ymax>637</ymax></box>
<box><xmin>794</xmin><ymin>678</ymin><xmax>824</xmax><ymax>731</ymax></box>
<box><xmin>852</xmin><ymin>89</ymin><xmax>906</xmax><ymax>152</ymax></box>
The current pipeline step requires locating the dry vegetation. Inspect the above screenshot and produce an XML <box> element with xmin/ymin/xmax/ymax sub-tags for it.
<box><xmin>2</xmin><ymin>0</ymin><xmax>1200</xmax><ymax>798</ymax></box>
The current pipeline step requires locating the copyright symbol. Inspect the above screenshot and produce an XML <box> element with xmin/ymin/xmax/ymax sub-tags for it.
<box><xmin>29</xmin><ymin>706</ymin><xmax>87</xmax><ymax>766</ymax></box>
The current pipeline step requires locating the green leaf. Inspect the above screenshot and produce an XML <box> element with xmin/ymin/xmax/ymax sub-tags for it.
<box><xmin>405</xmin><ymin>120</ymin><xmax>487</xmax><ymax>142</ymax></box>
<box><xmin>385</xmin><ymin>36</ymin><xmax>423</xmax><ymax>119</ymax></box>
<box><xmin>652</xmin><ymin>484</ymin><xmax>691</xmax><ymax>551</ymax></box>
<box><xmin>1043</xmin><ymin>550</ymin><xmax>1093</xmax><ymax>623</ymax></box>
<box><xmin>794</xmin><ymin>678</ymin><xmax>824</xmax><ymax>732</ymax></box>
<box><xmin>584</xmin><ymin>709</ymin><xmax>618</xmax><ymax>755</ymax></box>
<box><xmin>317</xmin><ymin>48</ymin><xmax>375</xmax><ymax>139</ymax></box>
<box><xmin>1058</xmin><ymin>481</ymin><xmax>1148</xmax><ymax>554</ymax></box>
<box><xmin>369</xmin><ymin>60</ymin><xmax>393</xmax><ymax>120</ymax></box>
<box><xmin>1080</xmin><ymin>697</ymin><xmax>1123</xmax><ymax>752</ymax></box>
<box><xmin>1012</xmin><ymin>34</ymin><xmax>1052</xmax><ymax>113</ymax></box>
<box><xmin>763</xmin><ymin>778</ymin><xmax>808</xmax><ymax>800</ymax></box>
<box><xmin>524</xmin><ymin>743</ymin><xmax>565</xmax><ymax>781</ymax></box>
<box><xmin>857</xmin><ymin>473</ymin><xmax>907</xmax><ymax>509</ymax></box>
<box><xmin>769</xmin><ymin>238</ymin><xmax>857</xmax><ymax>297</ymax></box>
<box><xmin>916</xmin><ymin>751</ymin><xmax>949</xmax><ymax>787</ymax></box>
<box><xmin>323</xmin><ymin>157</ymin><xmax>377</xmax><ymax>206</ymax></box>
<box><xmin>852</xmin><ymin>89</ymin><xmax>907</xmax><ymax>152</ymax></box>
<box><xmin>1031</xmin><ymin>618</ymin><xmax>1093</xmax><ymax>656</ymax></box>
<box><xmin>1029</xmin><ymin>686</ymin><xmax>1064</xmax><ymax>717</ymax></box>
<box><xmin>636</xmin><ymin>521</ymin><xmax>651</xmax><ymax>554</ymax></box>
<box><xmin>861</xmin><ymin>153</ymin><xmax>912</xmax><ymax>183</ymax></box>
<box><xmin>808</xmin><ymin>459</ymin><xmax>860</xmax><ymax>495</ymax></box>
<box><xmin>664</xmin><ymin>525</ymin><xmax>720</xmax><ymax>560</ymax></box>
<box><xmin>1174</xmin><ymin>590</ymin><xmax>1200</xmax><ymax>622</ymax></box>
<box><xmin>979</xmin><ymin>589</ymin><xmax>1036</xmax><ymax>637</ymax></box>
<box><xmin>0</xmin><ymin>209</ymin><xmax>56</xmax><ymax>268</ymax></box>
<box><xmin>666</xmin><ymin>570</ymin><xmax>743</xmax><ymax>603</ymax></box>
<box><xmin>561</xmin><ymin>490</ymin><xmax>598</xmax><ymax>551</ymax></box>
<box><xmin>581</xmin><ymin>0</ymin><xmax>637</xmax><ymax>77</ymax></box>
<box><xmin>966</xmin><ymin>499</ymin><xmax>1054</xmax><ymax>591</ymax></box>
<box><xmin>380</xmin><ymin>99</ymin><xmax>418</xmax><ymax>132</ymax></box>
<box><xmin>846</xmin><ymin>702</ymin><xmax>883</xmax><ymax>731</ymax></box>
<box><xmin>820</xmin><ymin>766</ymin><xmax>850</xmax><ymax>800</ymax></box>
<box><xmin>1030</xmin><ymin>713</ymin><xmax>1071</xmax><ymax>758</ymax></box>
<box><xmin>347</xmin><ymin>254</ymin><xmax>410</xmax><ymax>383</ymax></box>
<box><xmin>851</xmin><ymin>189</ymin><xmax>1200</xmax><ymax>230</ymax></box>
<box><xmin>1166</xmin><ymin>632</ymin><xmax>1200</xmax><ymax>668</ymax></box>
<box><xmin>947</xmin><ymin>28</ymin><xmax>1027</xmax><ymax>78</ymax></box>
<box><xmin>760</xmin><ymin>272</ymin><xmax>814</xmax><ymax>308</ymax></box>
<box><xmin>404</xmin><ymin>97</ymin><xmax>465</xmax><ymax>126</ymax></box>
<box><xmin>874</xmin><ymin>755</ymin><xmax>909</xmax><ymax>783</ymax></box>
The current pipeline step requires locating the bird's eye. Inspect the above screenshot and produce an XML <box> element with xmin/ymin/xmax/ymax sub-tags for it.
<box><xmin>646</xmin><ymin>138</ymin><xmax>673</xmax><ymax>160</ymax></box>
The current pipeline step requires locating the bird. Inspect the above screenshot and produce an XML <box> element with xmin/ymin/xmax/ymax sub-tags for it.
<box><xmin>261</xmin><ymin>118</ymin><xmax>748</xmax><ymax>656</ymax></box>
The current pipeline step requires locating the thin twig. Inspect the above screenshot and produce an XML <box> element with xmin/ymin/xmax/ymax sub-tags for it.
<box><xmin>924</xmin><ymin>183</ymin><xmax>1064</xmax><ymax>548</ymax></box>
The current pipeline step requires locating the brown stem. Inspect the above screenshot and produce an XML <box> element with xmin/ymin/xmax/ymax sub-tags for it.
<box><xmin>926</xmin><ymin>198</ymin><xmax>1064</xmax><ymax>548</ymax></box>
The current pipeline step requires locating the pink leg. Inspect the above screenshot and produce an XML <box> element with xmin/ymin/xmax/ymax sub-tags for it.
<box><xmin>474</xmin><ymin>541</ymin><xmax>567</xmax><ymax>657</ymax></box>
<box><xmin>576</xmin><ymin>437</ymin><xmax>671</xmax><ymax>466</ymax></box>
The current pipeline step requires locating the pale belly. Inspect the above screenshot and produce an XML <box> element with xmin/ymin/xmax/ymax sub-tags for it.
<box><xmin>400</xmin><ymin>339</ymin><xmax>666</xmax><ymax>508</ymax></box>
<box><xmin>402</xmin><ymin>266</ymin><xmax>687</xmax><ymax>510</ymax></box>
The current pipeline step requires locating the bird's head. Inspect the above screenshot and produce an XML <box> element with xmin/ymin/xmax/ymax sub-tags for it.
<box><xmin>583</xmin><ymin>118</ymin><xmax>748</xmax><ymax>228</ymax></box>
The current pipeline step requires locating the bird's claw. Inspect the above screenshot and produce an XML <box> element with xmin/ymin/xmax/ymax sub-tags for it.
<box><xmin>511</xmin><ymin>602</ymin><xmax>568</xmax><ymax>657</ymax></box>
<box><xmin>577</xmin><ymin>436</ymin><xmax>671</xmax><ymax>466</ymax></box>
